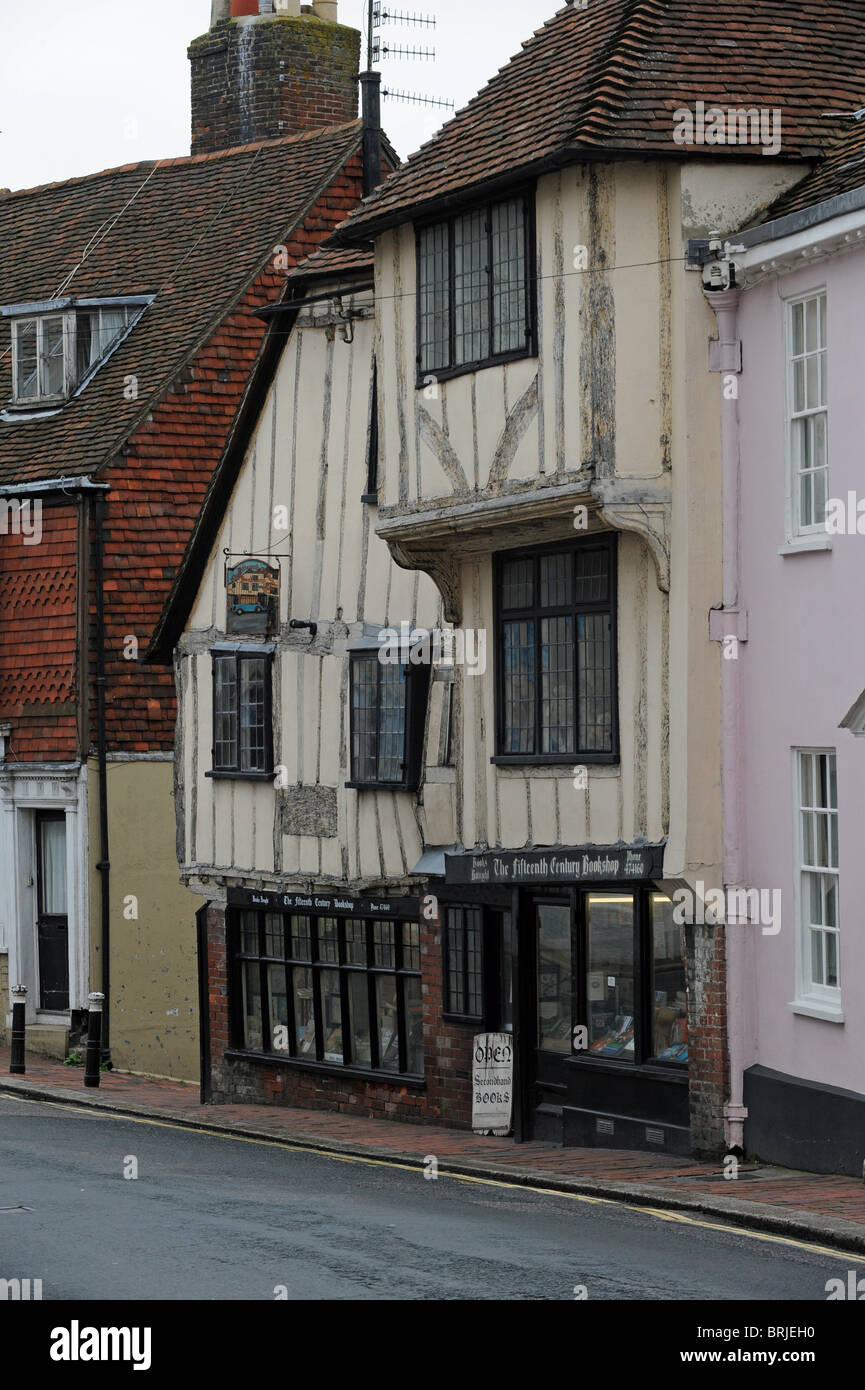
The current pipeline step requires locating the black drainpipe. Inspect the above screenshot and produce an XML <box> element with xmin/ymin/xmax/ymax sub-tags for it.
<box><xmin>195</xmin><ymin>903</ymin><xmax>212</xmax><ymax>1104</ymax></box>
<box><xmin>93</xmin><ymin>494</ymin><xmax>112</xmax><ymax>1066</ymax></box>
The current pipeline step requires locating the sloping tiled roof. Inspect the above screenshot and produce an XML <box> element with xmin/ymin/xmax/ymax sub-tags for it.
<box><xmin>0</xmin><ymin>121</ymin><xmax>362</xmax><ymax>486</ymax></box>
<box><xmin>284</xmin><ymin>245</ymin><xmax>374</xmax><ymax>283</ymax></box>
<box><xmin>757</xmin><ymin>116</ymin><xmax>865</xmax><ymax>221</ymax></box>
<box><xmin>330</xmin><ymin>0</ymin><xmax>865</xmax><ymax>243</ymax></box>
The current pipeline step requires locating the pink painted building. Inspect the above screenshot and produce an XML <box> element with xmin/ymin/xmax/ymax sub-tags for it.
<box><xmin>703</xmin><ymin>122</ymin><xmax>865</xmax><ymax>1175</ymax></box>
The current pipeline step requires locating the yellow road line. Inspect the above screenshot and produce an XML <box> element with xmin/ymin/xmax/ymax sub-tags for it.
<box><xmin>2</xmin><ymin>1090</ymin><xmax>862</xmax><ymax>1263</ymax></box>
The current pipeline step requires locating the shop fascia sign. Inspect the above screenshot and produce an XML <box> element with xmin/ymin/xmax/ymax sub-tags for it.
<box><xmin>443</xmin><ymin>843</ymin><xmax>665</xmax><ymax>886</ymax></box>
<box><xmin>227</xmin><ymin>886</ymin><xmax>420</xmax><ymax>918</ymax></box>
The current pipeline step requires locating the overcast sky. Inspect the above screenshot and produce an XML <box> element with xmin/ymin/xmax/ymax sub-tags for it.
<box><xmin>0</xmin><ymin>0</ymin><xmax>559</xmax><ymax>191</ymax></box>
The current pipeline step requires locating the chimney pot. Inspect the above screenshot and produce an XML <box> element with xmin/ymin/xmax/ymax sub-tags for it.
<box><xmin>275</xmin><ymin>0</ymin><xmax>302</xmax><ymax>13</ymax></box>
<box><xmin>312</xmin><ymin>0</ymin><xmax>338</xmax><ymax>21</ymax></box>
<box><xmin>211</xmin><ymin>0</ymin><xmax>231</xmax><ymax>23</ymax></box>
<box><xmin>230</xmin><ymin>0</ymin><xmax>260</xmax><ymax>15</ymax></box>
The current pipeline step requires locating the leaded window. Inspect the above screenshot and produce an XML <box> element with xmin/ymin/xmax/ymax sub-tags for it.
<box><xmin>349</xmin><ymin>649</ymin><xmax>429</xmax><ymax>790</ymax></box>
<box><xmin>494</xmin><ymin>536</ymin><xmax>617</xmax><ymax>762</ymax></box>
<box><xmin>212</xmin><ymin>651</ymin><xmax>272</xmax><ymax>775</ymax></box>
<box><xmin>444</xmin><ymin>906</ymin><xmax>483</xmax><ymax>1020</ymax></box>
<box><xmin>235</xmin><ymin>911</ymin><xmax>423</xmax><ymax>1076</ymax></box>
<box><xmin>417</xmin><ymin>194</ymin><xmax>533</xmax><ymax>377</ymax></box>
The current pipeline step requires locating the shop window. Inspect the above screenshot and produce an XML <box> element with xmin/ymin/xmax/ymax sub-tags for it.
<box><xmin>210</xmin><ymin>649</ymin><xmax>273</xmax><ymax>777</ymax></box>
<box><xmin>348</xmin><ymin>650</ymin><xmax>429</xmax><ymax>790</ymax></box>
<box><xmin>444</xmin><ymin>906</ymin><xmax>483</xmax><ymax>1020</ymax></box>
<box><xmin>533</xmin><ymin>890</ymin><xmax>686</xmax><ymax>1067</ymax></box>
<box><xmin>443</xmin><ymin>904</ymin><xmax>513</xmax><ymax>1030</ymax></box>
<box><xmin>494</xmin><ymin>535</ymin><xmax>618</xmax><ymax>764</ymax></box>
<box><xmin>416</xmin><ymin>193</ymin><xmax>534</xmax><ymax>381</ymax></box>
<box><xmin>234</xmin><ymin>911</ymin><xmax>423</xmax><ymax>1077</ymax></box>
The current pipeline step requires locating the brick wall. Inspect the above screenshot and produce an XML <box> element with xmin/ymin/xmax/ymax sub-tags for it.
<box><xmin>686</xmin><ymin>920</ymin><xmax>728</xmax><ymax>1157</ymax></box>
<box><xmin>96</xmin><ymin>153</ymin><xmax>364</xmax><ymax>753</ymax></box>
<box><xmin>0</xmin><ymin>498</ymin><xmax>82</xmax><ymax>763</ymax></box>
<box><xmin>207</xmin><ymin>903</ymin><xmax>476</xmax><ymax>1129</ymax></box>
<box><xmin>190</xmin><ymin>16</ymin><xmax>360</xmax><ymax>157</ymax></box>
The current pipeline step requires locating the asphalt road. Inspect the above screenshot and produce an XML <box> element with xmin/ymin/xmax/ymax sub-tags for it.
<box><xmin>0</xmin><ymin>1094</ymin><xmax>853</xmax><ymax>1301</ymax></box>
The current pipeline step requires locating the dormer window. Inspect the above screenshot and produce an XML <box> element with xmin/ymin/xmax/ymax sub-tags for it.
<box><xmin>3</xmin><ymin>297</ymin><xmax>150</xmax><ymax>410</ymax></box>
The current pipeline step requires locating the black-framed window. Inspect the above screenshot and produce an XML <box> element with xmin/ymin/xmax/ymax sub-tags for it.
<box><xmin>534</xmin><ymin>889</ymin><xmax>687</xmax><ymax>1068</ymax></box>
<box><xmin>348</xmin><ymin>650</ymin><xmax>430</xmax><ymax>790</ymax></box>
<box><xmin>416</xmin><ymin>193</ymin><xmax>535</xmax><ymax>380</ymax></box>
<box><xmin>233</xmin><ymin>910</ymin><xmax>423</xmax><ymax>1077</ymax></box>
<box><xmin>444</xmin><ymin>906</ymin><xmax>483</xmax><ymax>1020</ymax></box>
<box><xmin>361</xmin><ymin>361</ymin><xmax>378</xmax><ymax>503</ymax></box>
<box><xmin>211</xmin><ymin>650</ymin><xmax>273</xmax><ymax>776</ymax></box>
<box><xmin>494</xmin><ymin>534</ymin><xmax>618</xmax><ymax>764</ymax></box>
<box><xmin>442</xmin><ymin>903</ymin><xmax>513</xmax><ymax>1031</ymax></box>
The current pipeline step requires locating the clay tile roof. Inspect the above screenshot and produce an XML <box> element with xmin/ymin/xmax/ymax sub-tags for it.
<box><xmin>284</xmin><ymin>244</ymin><xmax>373</xmax><ymax>283</ymax></box>
<box><xmin>329</xmin><ymin>0</ymin><xmax>865</xmax><ymax>244</ymax></box>
<box><xmin>0</xmin><ymin>120</ymin><xmax>362</xmax><ymax>487</ymax></box>
<box><xmin>757</xmin><ymin>115</ymin><xmax>865</xmax><ymax>221</ymax></box>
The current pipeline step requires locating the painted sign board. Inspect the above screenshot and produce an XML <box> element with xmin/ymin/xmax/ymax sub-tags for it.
<box><xmin>472</xmin><ymin>1031</ymin><xmax>514</xmax><ymax>1136</ymax></box>
<box><xmin>445</xmin><ymin>844</ymin><xmax>665</xmax><ymax>886</ymax></box>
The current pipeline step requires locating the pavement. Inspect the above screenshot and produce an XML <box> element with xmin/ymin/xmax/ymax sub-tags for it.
<box><xmin>2</xmin><ymin>1046</ymin><xmax>864</xmax><ymax>1256</ymax></box>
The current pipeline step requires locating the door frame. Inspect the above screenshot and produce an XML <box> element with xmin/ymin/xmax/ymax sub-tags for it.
<box><xmin>35</xmin><ymin>809</ymin><xmax>70</xmax><ymax>1011</ymax></box>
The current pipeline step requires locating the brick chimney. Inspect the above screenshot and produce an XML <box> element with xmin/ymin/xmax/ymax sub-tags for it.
<box><xmin>190</xmin><ymin>1</ymin><xmax>361</xmax><ymax>156</ymax></box>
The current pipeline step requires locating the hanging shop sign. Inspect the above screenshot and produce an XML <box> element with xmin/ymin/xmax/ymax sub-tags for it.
<box><xmin>227</xmin><ymin>885</ymin><xmax>420</xmax><ymax>919</ymax></box>
<box><xmin>225</xmin><ymin>556</ymin><xmax>280</xmax><ymax>635</ymax></box>
<box><xmin>445</xmin><ymin>843</ymin><xmax>665</xmax><ymax>886</ymax></box>
<box><xmin>472</xmin><ymin>1032</ymin><xmax>514</xmax><ymax>1136</ymax></box>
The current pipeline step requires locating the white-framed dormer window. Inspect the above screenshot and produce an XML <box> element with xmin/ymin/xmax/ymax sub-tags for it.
<box><xmin>5</xmin><ymin>296</ymin><xmax>150</xmax><ymax>409</ymax></box>
<box><xmin>785</xmin><ymin>289</ymin><xmax>828</xmax><ymax>540</ymax></box>
<box><xmin>13</xmin><ymin>314</ymin><xmax>70</xmax><ymax>403</ymax></box>
<box><xmin>792</xmin><ymin>748</ymin><xmax>841</xmax><ymax>1015</ymax></box>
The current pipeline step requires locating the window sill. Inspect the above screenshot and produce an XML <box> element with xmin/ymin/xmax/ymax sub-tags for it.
<box><xmin>415</xmin><ymin>347</ymin><xmax>535</xmax><ymax>389</ymax></box>
<box><xmin>441</xmin><ymin>1012</ymin><xmax>485</xmax><ymax>1027</ymax></box>
<box><xmin>491</xmin><ymin>753</ymin><xmax>619</xmax><ymax>767</ymax></box>
<box><xmin>6</xmin><ymin>395</ymin><xmax>68</xmax><ymax>412</ymax></box>
<box><xmin>345</xmin><ymin>780</ymin><xmax>419</xmax><ymax>793</ymax></box>
<box><xmin>224</xmin><ymin>1048</ymin><xmax>426</xmax><ymax>1088</ymax></box>
<box><xmin>787</xmin><ymin>999</ymin><xmax>844</xmax><ymax>1024</ymax></box>
<box><xmin>206</xmin><ymin>770</ymin><xmax>274</xmax><ymax>781</ymax></box>
<box><xmin>778</xmin><ymin>535</ymin><xmax>832</xmax><ymax>555</ymax></box>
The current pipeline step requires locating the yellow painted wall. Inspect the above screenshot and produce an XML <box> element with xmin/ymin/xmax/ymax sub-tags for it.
<box><xmin>88</xmin><ymin>757</ymin><xmax>198</xmax><ymax>1082</ymax></box>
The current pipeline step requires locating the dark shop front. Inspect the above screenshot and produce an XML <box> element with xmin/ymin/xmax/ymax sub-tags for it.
<box><xmin>209</xmin><ymin>842</ymin><xmax>693</xmax><ymax>1153</ymax></box>
<box><xmin>437</xmin><ymin>843</ymin><xmax>691</xmax><ymax>1153</ymax></box>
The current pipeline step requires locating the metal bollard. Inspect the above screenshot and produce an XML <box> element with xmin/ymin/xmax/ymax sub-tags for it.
<box><xmin>10</xmin><ymin>984</ymin><xmax>27</xmax><ymax>1075</ymax></box>
<box><xmin>83</xmin><ymin>992</ymin><xmax>105</xmax><ymax>1089</ymax></box>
